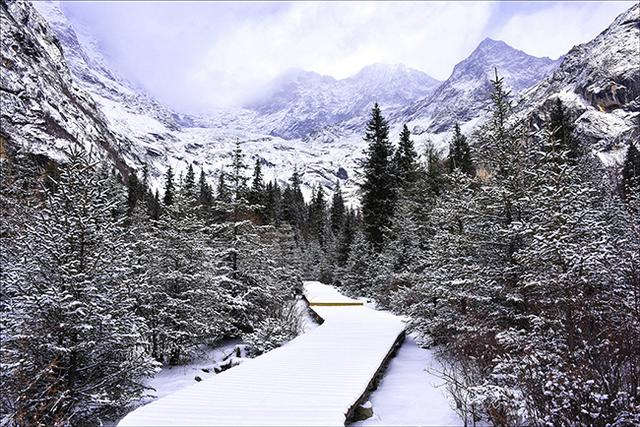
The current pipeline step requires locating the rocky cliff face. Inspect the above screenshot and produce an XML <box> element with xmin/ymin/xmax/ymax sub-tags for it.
<box><xmin>397</xmin><ymin>38</ymin><xmax>560</xmax><ymax>135</ymax></box>
<box><xmin>0</xmin><ymin>0</ymin><xmax>129</xmax><ymax>174</ymax></box>
<box><xmin>519</xmin><ymin>3</ymin><xmax>639</xmax><ymax>156</ymax></box>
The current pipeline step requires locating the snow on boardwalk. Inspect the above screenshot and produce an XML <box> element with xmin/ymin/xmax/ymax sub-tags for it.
<box><xmin>119</xmin><ymin>281</ymin><xmax>406</xmax><ymax>426</ymax></box>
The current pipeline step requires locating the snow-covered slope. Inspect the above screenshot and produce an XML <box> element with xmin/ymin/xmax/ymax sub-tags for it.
<box><xmin>518</xmin><ymin>3</ymin><xmax>639</xmax><ymax>157</ymax></box>
<box><xmin>0</xmin><ymin>0</ymin><xmax>129</xmax><ymax>173</ymax></box>
<box><xmin>247</xmin><ymin>64</ymin><xmax>440</xmax><ymax>140</ymax></box>
<box><xmin>397</xmin><ymin>38</ymin><xmax>560</xmax><ymax>136</ymax></box>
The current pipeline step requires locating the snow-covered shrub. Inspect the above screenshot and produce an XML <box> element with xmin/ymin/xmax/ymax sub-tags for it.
<box><xmin>244</xmin><ymin>300</ymin><xmax>305</xmax><ymax>356</ymax></box>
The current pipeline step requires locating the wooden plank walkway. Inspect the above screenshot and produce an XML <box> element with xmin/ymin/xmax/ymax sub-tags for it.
<box><xmin>118</xmin><ymin>281</ymin><xmax>406</xmax><ymax>426</ymax></box>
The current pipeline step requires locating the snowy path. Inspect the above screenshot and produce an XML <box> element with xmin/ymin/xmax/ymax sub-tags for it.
<box><xmin>118</xmin><ymin>281</ymin><xmax>406</xmax><ymax>426</ymax></box>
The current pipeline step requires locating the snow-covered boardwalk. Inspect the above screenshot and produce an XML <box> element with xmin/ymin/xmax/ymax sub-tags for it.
<box><xmin>119</xmin><ymin>281</ymin><xmax>406</xmax><ymax>426</ymax></box>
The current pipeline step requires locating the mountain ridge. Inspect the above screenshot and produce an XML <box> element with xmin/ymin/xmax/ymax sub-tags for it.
<box><xmin>4</xmin><ymin>0</ymin><xmax>637</xmax><ymax>204</ymax></box>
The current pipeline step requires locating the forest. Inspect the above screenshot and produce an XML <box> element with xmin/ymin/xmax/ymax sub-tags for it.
<box><xmin>1</xmin><ymin>72</ymin><xmax>639</xmax><ymax>425</ymax></box>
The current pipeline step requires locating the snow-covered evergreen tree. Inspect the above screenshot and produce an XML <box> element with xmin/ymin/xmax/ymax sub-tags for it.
<box><xmin>1</xmin><ymin>147</ymin><xmax>157</xmax><ymax>424</ymax></box>
<box><xmin>360</xmin><ymin>103</ymin><xmax>397</xmax><ymax>250</ymax></box>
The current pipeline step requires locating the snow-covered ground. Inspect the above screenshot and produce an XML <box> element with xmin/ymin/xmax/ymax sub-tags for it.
<box><xmin>118</xmin><ymin>282</ymin><xmax>406</xmax><ymax>426</ymax></box>
<box><xmin>352</xmin><ymin>335</ymin><xmax>463</xmax><ymax>426</ymax></box>
<box><xmin>143</xmin><ymin>340</ymin><xmax>243</xmax><ymax>402</ymax></box>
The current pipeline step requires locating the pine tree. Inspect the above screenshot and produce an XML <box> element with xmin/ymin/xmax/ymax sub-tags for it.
<box><xmin>184</xmin><ymin>163</ymin><xmax>196</xmax><ymax>195</ymax></box>
<box><xmin>1</xmin><ymin>147</ymin><xmax>157</xmax><ymax>424</ymax></box>
<box><xmin>448</xmin><ymin>123</ymin><xmax>475</xmax><ymax>175</ymax></box>
<box><xmin>251</xmin><ymin>158</ymin><xmax>264</xmax><ymax>195</ymax></box>
<box><xmin>264</xmin><ymin>180</ymin><xmax>283</xmax><ymax>226</ymax></box>
<box><xmin>622</xmin><ymin>141</ymin><xmax>640</xmax><ymax>201</ymax></box>
<box><xmin>126</xmin><ymin>172</ymin><xmax>141</xmax><ymax>215</ymax></box>
<box><xmin>360</xmin><ymin>103</ymin><xmax>397</xmax><ymax>250</ymax></box>
<box><xmin>163</xmin><ymin>165</ymin><xmax>175</xmax><ymax>206</ymax></box>
<box><xmin>335</xmin><ymin>208</ymin><xmax>356</xmax><ymax>267</ymax></box>
<box><xmin>249</xmin><ymin>158</ymin><xmax>266</xmax><ymax>223</ymax></box>
<box><xmin>424</xmin><ymin>142</ymin><xmax>447</xmax><ymax>198</ymax></box>
<box><xmin>149</xmin><ymin>189</ymin><xmax>161</xmax><ymax>220</ymax></box>
<box><xmin>230</xmin><ymin>139</ymin><xmax>249</xmax><ymax>200</ymax></box>
<box><xmin>309</xmin><ymin>184</ymin><xmax>327</xmax><ymax>246</ymax></box>
<box><xmin>198</xmin><ymin>168</ymin><xmax>213</xmax><ymax>208</ymax></box>
<box><xmin>283</xmin><ymin>167</ymin><xmax>306</xmax><ymax>235</ymax></box>
<box><xmin>548</xmin><ymin>97</ymin><xmax>579</xmax><ymax>163</ymax></box>
<box><xmin>330</xmin><ymin>181</ymin><xmax>345</xmax><ymax>233</ymax></box>
<box><xmin>394</xmin><ymin>124</ymin><xmax>419</xmax><ymax>184</ymax></box>
<box><xmin>216</xmin><ymin>170</ymin><xmax>232</xmax><ymax>203</ymax></box>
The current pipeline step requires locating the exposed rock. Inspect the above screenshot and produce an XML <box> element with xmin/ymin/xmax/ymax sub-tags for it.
<box><xmin>336</xmin><ymin>167</ymin><xmax>348</xmax><ymax>180</ymax></box>
<box><xmin>351</xmin><ymin>401</ymin><xmax>374</xmax><ymax>421</ymax></box>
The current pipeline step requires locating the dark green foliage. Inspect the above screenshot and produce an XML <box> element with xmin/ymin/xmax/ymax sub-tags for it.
<box><xmin>394</xmin><ymin>124</ymin><xmax>419</xmax><ymax>184</ymax></box>
<box><xmin>230</xmin><ymin>140</ymin><xmax>249</xmax><ymax>200</ymax></box>
<box><xmin>424</xmin><ymin>142</ymin><xmax>447</xmax><ymax>198</ymax></box>
<box><xmin>448</xmin><ymin>123</ymin><xmax>474</xmax><ymax>175</ymax></box>
<box><xmin>126</xmin><ymin>172</ymin><xmax>141</xmax><ymax>215</ymax></box>
<box><xmin>282</xmin><ymin>167</ymin><xmax>306</xmax><ymax>232</ymax></box>
<box><xmin>163</xmin><ymin>165</ymin><xmax>175</xmax><ymax>206</ymax></box>
<box><xmin>249</xmin><ymin>159</ymin><xmax>266</xmax><ymax>222</ymax></box>
<box><xmin>251</xmin><ymin>158</ymin><xmax>264</xmax><ymax>195</ymax></box>
<box><xmin>336</xmin><ymin>208</ymin><xmax>357</xmax><ymax>267</ymax></box>
<box><xmin>198</xmin><ymin>168</ymin><xmax>213</xmax><ymax>208</ymax></box>
<box><xmin>330</xmin><ymin>181</ymin><xmax>345</xmax><ymax>233</ymax></box>
<box><xmin>309</xmin><ymin>184</ymin><xmax>327</xmax><ymax>246</ymax></box>
<box><xmin>360</xmin><ymin>103</ymin><xmax>397</xmax><ymax>250</ymax></box>
<box><xmin>216</xmin><ymin>171</ymin><xmax>232</xmax><ymax>203</ymax></box>
<box><xmin>264</xmin><ymin>180</ymin><xmax>283</xmax><ymax>226</ymax></box>
<box><xmin>622</xmin><ymin>141</ymin><xmax>640</xmax><ymax>201</ymax></box>
<box><xmin>548</xmin><ymin>98</ymin><xmax>579</xmax><ymax>163</ymax></box>
<box><xmin>184</xmin><ymin>163</ymin><xmax>196</xmax><ymax>194</ymax></box>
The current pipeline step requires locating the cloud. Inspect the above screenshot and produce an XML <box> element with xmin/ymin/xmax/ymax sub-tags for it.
<box><xmin>493</xmin><ymin>1</ymin><xmax>635</xmax><ymax>59</ymax></box>
<box><xmin>59</xmin><ymin>1</ymin><xmax>635</xmax><ymax>113</ymax></box>
<box><xmin>192</xmin><ymin>2</ymin><xmax>494</xmax><ymax>109</ymax></box>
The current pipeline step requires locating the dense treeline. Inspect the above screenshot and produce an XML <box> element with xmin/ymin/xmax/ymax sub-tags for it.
<box><xmin>330</xmin><ymin>74</ymin><xmax>640</xmax><ymax>425</ymax></box>
<box><xmin>1</xmin><ymin>69</ymin><xmax>639</xmax><ymax>425</ymax></box>
<box><xmin>0</xmin><ymin>138</ymin><xmax>347</xmax><ymax>424</ymax></box>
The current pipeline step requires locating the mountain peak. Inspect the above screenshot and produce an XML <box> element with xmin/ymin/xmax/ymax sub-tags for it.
<box><xmin>478</xmin><ymin>37</ymin><xmax>506</xmax><ymax>47</ymax></box>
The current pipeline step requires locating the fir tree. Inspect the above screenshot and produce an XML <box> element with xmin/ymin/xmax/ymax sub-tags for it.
<box><xmin>198</xmin><ymin>168</ymin><xmax>213</xmax><ymax>208</ymax></box>
<box><xmin>448</xmin><ymin>123</ymin><xmax>474</xmax><ymax>175</ymax></box>
<box><xmin>1</xmin><ymin>147</ymin><xmax>157</xmax><ymax>424</ymax></box>
<box><xmin>163</xmin><ymin>165</ymin><xmax>175</xmax><ymax>206</ymax></box>
<box><xmin>622</xmin><ymin>141</ymin><xmax>640</xmax><ymax>201</ymax></box>
<box><xmin>360</xmin><ymin>103</ymin><xmax>397</xmax><ymax>250</ymax></box>
<box><xmin>251</xmin><ymin>158</ymin><xmax>264</xmax><ymax>195</ymax></box>
<box><xmin>394</xmin><ymin>124</ymin><xmax>419</xmax><ymax>184</ymax></box>
<box><xmin>335</xmin><ymin>208</ymin><xmax>356</xmax><ymax>267</ymax></box>
<box><xmin>424</xmin><ymin>142</ymin><xmax>446</xmax><ymax>198</ymax></box>
<box><xmin>264</xmin><ymin>180</ymin><xmax>283</xmax><ymax>226</ymax></box>
<box><xmin>548</xmin><ymin>97</ymin><xmax>579</xmax><ymax>163</ymax></box>
<box><xmin>249</xmin><ymin>158</ymin><xmax>266</xmax><ymax>222</ymax></box>
<box><xmin>216</xmin><ymin>170</ymin><xmax>232</xmax><ymax>203</ymax></box>
<box><xmin>309</xmin><ymin>184</ymin><xmax>327</xmax><ymax>246</ymax></box>
<box><xmin>330</xmin><ymin>181</ymin><xmax>345</xmax><ymax>233</ymax></box>
<box><xmin>184</xmin><ymin>163</ymin><xmax>196</xmax><ymax>195</ymax></box>
<box><xmin>230</xmin><ymin>139</ymin><xmax>249</xmax><ymax>200</ymax></box>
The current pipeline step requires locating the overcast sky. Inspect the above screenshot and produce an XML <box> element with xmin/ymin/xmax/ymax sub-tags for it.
<box><xmin>60</xmin><ymin>1</ymin><xmax>634</xmax><ymax>113</ymax></box>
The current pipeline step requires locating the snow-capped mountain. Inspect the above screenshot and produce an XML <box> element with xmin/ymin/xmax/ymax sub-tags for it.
<box><xmin>518</xmin><ymin>3</ymin><xmax>639</xmax><ymax>161</ymax></box>
<box><xmin>4</xmin><ymin>0</ymin><xmax>637</xmax><ymax>205</ymax></box>
<box><xmin>247</xmin><ymin>63</ymin><xmax>440</xmax><ymax>139</ymax></box>
<box><xmin>397</xmin><ymin>38</ymin><xmax>560</xmax><ymax>136</ymax></box>
<box><xmin>0</xmin><ymin>0</ymin><xmax>130</xmax><ymax>173</ymax></box>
